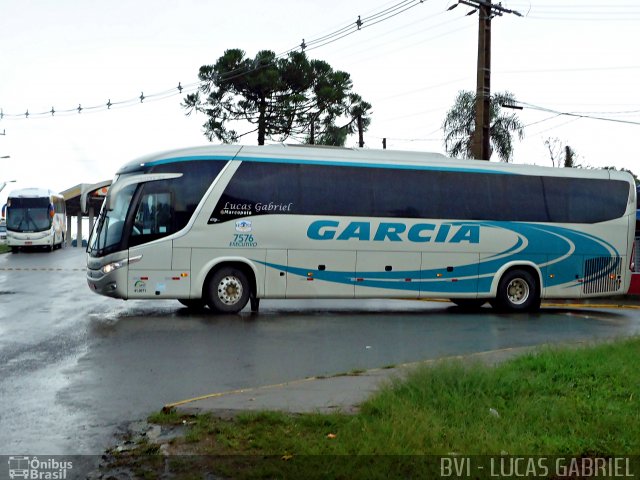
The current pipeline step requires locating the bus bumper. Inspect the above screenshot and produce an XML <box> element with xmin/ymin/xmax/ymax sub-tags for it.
<box><xmin>86</xmin><ymin>267</ymin><xmax>128</xmax><ymax>298</ymax></box>
<box><xmin>7</xmin><ymin>233</ymin><xmax>52</xmax><ymax>247</ymax></box>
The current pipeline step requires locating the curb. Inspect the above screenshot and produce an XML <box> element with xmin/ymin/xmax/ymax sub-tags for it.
<box><xmin>163</xmin><ymin>345</ymin><xmax>541</xmax><ymax>416</ymax></box>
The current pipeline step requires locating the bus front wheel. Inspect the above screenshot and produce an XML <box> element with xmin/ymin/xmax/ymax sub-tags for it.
<box><xmin>205</xmin><ymin>267</ymin><xmax>250</xmax><ymax>314</ymax></box>
<box><xmin>493</xmin><ymin>269</ymin><xmax>540</xmax><ymax>312</ymax></box>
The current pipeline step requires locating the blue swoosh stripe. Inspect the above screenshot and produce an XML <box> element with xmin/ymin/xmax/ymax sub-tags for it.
<box><xmin>255</xmin><ymin>222</ymin><xmax>620</xmax><ymax>295</ymax></box>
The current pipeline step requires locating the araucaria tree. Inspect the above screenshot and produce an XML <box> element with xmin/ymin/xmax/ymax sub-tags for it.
<box><xmin>182</xmin><ymin>49</ymin><xmax>371</xmax><ymax>146</ymax></box>
<box><xmin>443</xmin><ymin>90</ymin><xmax>524</xmax><ymax>162</ymax></box>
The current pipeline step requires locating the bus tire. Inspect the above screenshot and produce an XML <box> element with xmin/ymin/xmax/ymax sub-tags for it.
<box><xmin>493</xmin><ymin>269</ymin><xmax>539</xmax><ymax>312</ymax></box>
<box><xmin>205</xmin><ymin>267</ymin><xmax>250</xmax><ymax>314</ymax></box>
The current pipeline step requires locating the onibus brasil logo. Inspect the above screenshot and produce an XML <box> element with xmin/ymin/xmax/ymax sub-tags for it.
<box><xmin>7</xmin><ymin>456</ymin><xmax>73</xmax><ymax>479</ymax></box>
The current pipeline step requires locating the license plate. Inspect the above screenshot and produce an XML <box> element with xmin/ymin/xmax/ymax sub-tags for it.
<box><xmin>25</xmin><ymin>241</ymin><xmax>32</xmax><ymax>245</ymax></box>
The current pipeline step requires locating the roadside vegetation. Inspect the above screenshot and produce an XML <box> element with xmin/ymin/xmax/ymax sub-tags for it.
<box><xmin>0</xmin><ymin>244</ymin><xmax>9</xmax><ymax>254</ymax></box>
<box><xmin>106</xmin><ymin>338</ymin><xmax>640</xmax><ymax>479</ymax></box>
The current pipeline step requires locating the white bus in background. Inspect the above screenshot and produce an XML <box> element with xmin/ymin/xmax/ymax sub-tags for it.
<box><xmin>0</xmin><ymin>219</ymin><xmax>6</xmax><ymax>245</ymax></box>
<box><xmin>86</xmin><ymin>145</ymin><xmax>636</xmax><ymax>313</ymax></box>
<box><xmin>3</xmin><ymin>188</ymin><xmax>67</xmax><ymax>252</ymax></box>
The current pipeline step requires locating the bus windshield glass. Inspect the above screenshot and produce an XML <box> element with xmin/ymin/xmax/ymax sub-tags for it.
<box><xmin>88</xmin><ymin>183</ymin><xmax>137</xmax><ymax>256</ymax></box>
<box><xmin>6</xmin><ymin>197</ymin><xmax>52</xmax><ymax>232</ymax></box>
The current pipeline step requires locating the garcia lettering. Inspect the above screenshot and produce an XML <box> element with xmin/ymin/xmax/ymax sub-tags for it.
<box><xmin>307</xmin><ymin>220</ymin><xmax>480</xmax><ymax>244</ymax></box>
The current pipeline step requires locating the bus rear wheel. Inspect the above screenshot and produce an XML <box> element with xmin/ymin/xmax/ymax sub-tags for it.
<box><xmin>493</xmin><ymin>269</ymin><xmax>540</xmax><ymax>312</ymax></box>
<box><xmin>205</xmin><ymin>267</ymin><xmax>250</xmax><ymax>314</ymax></box>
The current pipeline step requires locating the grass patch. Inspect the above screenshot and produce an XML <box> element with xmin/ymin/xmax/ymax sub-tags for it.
<box><xmin>0</xmin><ymin>244</ymin><xmax>9</xmax><ymax>254</ymax></box>
<box><xmin>148</xmin><ymin>409</ymin><xmax>184</xmax><ymax>425</ymax></box>
<box><xmin>107</xmin><ymin>338</ymin><xmax>640</xmax><ymax>478</ymax></box>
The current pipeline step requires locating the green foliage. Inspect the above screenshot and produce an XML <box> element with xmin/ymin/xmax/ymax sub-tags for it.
<box><xmin>147</xmin><ymin>409</ymin><xmax>183</xmax><ymax>425</ymax></box>
<box><xmin>183</xmin><ymin>49</ymin><xmax>371</xmax><ymax>146</ymax></box>
<box><xmin>106</xmin><ymin>339</ymin><xmax>640</xmax><ymax>478</ymax></box>
<box><xmin>443</xmin><ymin>90</ymin><xmax>524</xmax><ymax>162</ymax></box>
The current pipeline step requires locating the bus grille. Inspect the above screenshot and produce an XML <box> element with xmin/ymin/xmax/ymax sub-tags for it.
<box><xmin>583</xmin><ymin>256</ymin><xmax>622</xmax><ymax>294</ymax></box>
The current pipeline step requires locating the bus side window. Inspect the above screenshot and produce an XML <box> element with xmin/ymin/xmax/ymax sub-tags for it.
<box><xmin>129</xmin><ymin>188</ymin><xmax>173</xmax><ymax>245</ymax></box>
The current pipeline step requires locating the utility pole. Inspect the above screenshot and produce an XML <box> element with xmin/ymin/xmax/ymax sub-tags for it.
<box><xmin>448</xmin><ymin>1</ymin><xmax>521</xmax><ymax>160</ymax></box>
<box><xmin>473</xmin><ymin>0</ymin><xmax>492</xmax><ymax>160</ymax></box>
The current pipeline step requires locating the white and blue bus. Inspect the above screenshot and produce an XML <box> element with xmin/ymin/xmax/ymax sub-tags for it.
<box><xmin>86</xmin><ymin>145</ymin><xmax>636</xmax><ymax>313</ymax></box>
<box><xmin>3</xmin><ymin>188</ymin><xmax>66</xmax><ymax>252</ymax></box>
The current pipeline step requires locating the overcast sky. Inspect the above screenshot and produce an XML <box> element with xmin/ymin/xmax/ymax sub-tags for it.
<box><xmin>1</xmin><ymin>0</ymin><xmax>639</xmax><ymax>207</ymax></box>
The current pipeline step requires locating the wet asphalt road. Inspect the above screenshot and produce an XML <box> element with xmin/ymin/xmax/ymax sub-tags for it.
<box><xmin>1</xmin><ymin>247</ymin><xmax>640</xmax><ymax>456</ymax></box>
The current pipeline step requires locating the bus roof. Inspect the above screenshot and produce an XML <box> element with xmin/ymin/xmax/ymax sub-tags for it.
<box><xmin>114</xmin><ymin>144</ymin><xmax>633</xmax><ymax>183</ymax></box>
<box><xmin>7</xmin><ymin>188</ymin><xmax>62</xmax><ymax>198</ymax></box>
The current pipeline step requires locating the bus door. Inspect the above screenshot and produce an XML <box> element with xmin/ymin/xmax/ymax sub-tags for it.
<box><xmin>126</xmin><ymin>187</ymin><xmax>190</xmax><ymax>298</ymax></box>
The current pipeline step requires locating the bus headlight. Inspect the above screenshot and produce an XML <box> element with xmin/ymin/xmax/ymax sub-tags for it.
<box><xmin>100</xmin><ymin>255</ymin><xmax>143</xmax><ymax>275</ymax></box>
<box><xmin>101</xmin><ymin>261</ymin><xmax>126</xmax><ymax>275</ymax></box>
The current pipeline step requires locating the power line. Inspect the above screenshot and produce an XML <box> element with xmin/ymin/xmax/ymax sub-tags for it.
<box><xmin>509</xmin><ymin>101</ymin><xmax>640</xmax><ymax>126</ymax></box>
<box><xmin>528</xmin><ymin>117</ymin><xmax>582</xmax><ymax>136</ymax></box>
<box><xmin>1</xmin><ymin>0</ymin><xmax>434</xmax><ymax>121</ymax></box>
<box><xmin>299</xmin><ymin>0</ymin><xmax>430</xmax><ymax>54</ymax></box>
<box><xmin>0</xmin><ymin>81</ymin><xmax>201</xmax><ymax>120</ymax></box>
<box><xmin>522</xmin><ymin>113</ymin><xmax>562</xmax><ymax>129</ymax></box>
<box><xmin>346</xmin><ymin>22</ymin><xmax>474</xmax><ymax>68</ymax></box>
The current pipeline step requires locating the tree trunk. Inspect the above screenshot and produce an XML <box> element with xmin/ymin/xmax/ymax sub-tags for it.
<box><xmin>258</xmin><ymin>96</ymin><xmax>266</xmax><ymax>146</ymax></box>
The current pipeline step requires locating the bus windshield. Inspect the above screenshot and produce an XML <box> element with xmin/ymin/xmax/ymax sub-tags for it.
<box><xmin>6</xmin><ymin>197</ymin><xmax>52</xmax><ymax>232</ymax></box>
<box><xmin>88</xmin><ymin>183</ymin><xmax>137</xmax><ymax>256</ymax></box>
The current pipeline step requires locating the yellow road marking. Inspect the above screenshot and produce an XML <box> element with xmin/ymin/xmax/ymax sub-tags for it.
<box><xmin>163</xmin><ymin>345</ymin><xmax>535</xmax><ymax>411</ymax></box>
<box><xmin>163</xmin><ymin>377</ymin><xmax>318</xmax><ymax>410</ymax></box>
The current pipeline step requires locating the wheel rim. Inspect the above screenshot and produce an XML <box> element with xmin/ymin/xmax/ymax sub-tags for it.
<box><xmin>506</xmin><ymin>278</ymin><xmax>529</xmax><ymax>305</ymax></box>
<box><xmin>217</xmin><ymin>275</ymin><xmax>243</xmax><ymax>305</ymax></box>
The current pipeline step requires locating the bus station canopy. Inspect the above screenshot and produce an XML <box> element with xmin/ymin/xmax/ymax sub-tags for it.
<box><xmin>61</xmin><ymin>180</ymin><xmax>111</xmax><ymax>217</ymax></box>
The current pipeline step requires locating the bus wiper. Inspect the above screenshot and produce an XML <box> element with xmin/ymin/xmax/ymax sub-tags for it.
<box><xmin>88</xmin><ymin>209</ymin><xmax>108</xmax><ymax>253</ymax></box>
<box><xmin>96</xmin><ymin>210</ymin><xmax>110</xmax><ymax>252</ymax></box>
